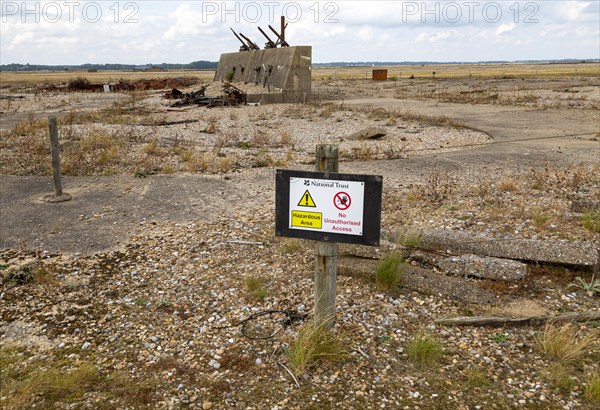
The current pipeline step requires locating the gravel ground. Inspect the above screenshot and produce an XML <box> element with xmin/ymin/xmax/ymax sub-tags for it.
<box><xmin>1</xmin><ymin>216</ymin><xmax>599</xmax><ymax>409</ymax></box>
<box><xmin>1</xmin><ymin>78</ymin><xmax>599</xmax><ymax>409</ymax></box>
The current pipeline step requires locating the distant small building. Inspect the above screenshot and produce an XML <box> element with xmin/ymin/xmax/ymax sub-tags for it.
<box><xmin>372</xmin><ymin>69</ymin><xmax>388</xmax><ymax>81</ymax></box>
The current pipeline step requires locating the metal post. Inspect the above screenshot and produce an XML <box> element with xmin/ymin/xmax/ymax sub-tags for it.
<box><xmin>48</xmin><ymin>116</ymin><xmax>62</xmax><ymax>196</ymax></box>
<box><xmin>314</xmin><ymin>144</ymin><xmax>338</xmax><ymax>328</ymax></box>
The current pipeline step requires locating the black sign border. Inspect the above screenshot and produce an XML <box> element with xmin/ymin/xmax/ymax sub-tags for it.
<box><xmin>276</xmin><ymin>170</ymin><xmax>383</xmax><ymax>246</ymax></box>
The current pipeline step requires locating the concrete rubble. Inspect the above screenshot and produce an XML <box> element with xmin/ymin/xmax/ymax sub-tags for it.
<box><xmin>346</xmin><ymin>127</ymin><xmax>388</xmax><ymax>141</ymax></box>
<box><xmin>571</xmin><ymin>199</ymin><xmax>600</xmax><ymax>213</ymax></box>
<box><xmin>410</xmin><ymin>251</ymin><xmax>528</xmax><ymax>281</ymax></box>
<box><xmin>337</xmin><ymin>256</ymin><xmax>496</xmax><ymax>305</ymax></box>
<box><xmin>437</xmin><ymin>254</ymin><xmax>528</xmax><ymax>281</ymax></box>
<box><xmin>419</xmin><ymin>228</ymin><xmax>598</xmax><ymax>267</ymax></box>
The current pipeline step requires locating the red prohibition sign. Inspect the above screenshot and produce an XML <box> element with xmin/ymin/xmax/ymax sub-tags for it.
<box><xmin>333</xmin><ymin>192</ymin><xmax>351</xmax><ymax>210</ymax></box>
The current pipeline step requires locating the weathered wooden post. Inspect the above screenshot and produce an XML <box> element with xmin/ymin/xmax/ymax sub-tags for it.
<box><xmin>314</xmin><ymin>144</ymin><xmax>338</xmax><ymax>327</ymax></box>
<box><xmin>49</xmin><ymin>116</ymin><xmax>62</xmax><ymax>196</ymax></box>
<box><xmin>42</xmin><ymin>116</ymin><xmax>71</xmax><ymax>203</ymax></box>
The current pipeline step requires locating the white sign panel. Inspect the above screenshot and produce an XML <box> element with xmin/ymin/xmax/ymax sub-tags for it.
<box><xmin>288</xmin><ymin>176</ymin><xmax>365</xmax><ymax>236</ymax></box>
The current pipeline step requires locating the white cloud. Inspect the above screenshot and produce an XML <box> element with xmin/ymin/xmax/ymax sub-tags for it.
<box><xmin>0</xmin><ymin>1</ymin><xmax>598</xmax><ymax>64</ymax></box>
<box><xmin>496</xmin><ymin>23</ymin><xmax>515</xmax><ymax>36</ymax></box>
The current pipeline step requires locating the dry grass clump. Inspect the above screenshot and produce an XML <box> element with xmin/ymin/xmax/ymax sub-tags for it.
<box><xmin>542</xmin><ymin>364</ymin><xmax>576</xmax><ymax>394</ymax></box>
<box><xmin>202</xmin><ymin>116</ymin><xmax>219</xmax><ymax>134</ymax></box>
<box><xmin>0</xmin><ymin>351</ymin><xmax>156</xmax><ymax>409</ymax></box>
<box><xmin>250</xmin><ymin>130</ymin><xmax>273</xmax><ymax>147</ymax></box>
<box><xmin>406</xmin><ymin>331</ymin><xmax>444</xmax><ymax>366</ymax></box>
<box><xmin>282</xmin><ymin>239</ymin><xmax>303</xmax><ymax>254</ymax></box>
<box><xmin>528</xmin><ymin>162</ymin><xmax>599</xmax><ymax>192</ymax></box>
<box><xmin>464</xmin><ymin>365</ymin><xmax>494</xmax><ymax>389</ymax></box>
<box><xmin>279</xmin><ymin>129</ymin><xmax>293</xmax><ymax>146</ymax></box>
<box><xmin>535</xmin><ymin>323</ymin><xmax>598</xmax><ymax>364</ymax></box>
<box><xmin>419</xmin><ymin>167</ymin><xmax>455</xmax><ymax>203</ymax></box>
<box><xmin>496</xmin><ymin>178</ymin><xmax>518</xmax><ymax>192</ymax></box>
<box><xmin>394</xmin><ymin>227</ymin><xmax>423</xmax><ymax>249</ymax></box>
<box><xmin>531</xmin><ymin>208</ymin><xmax>550</xmax><ymax>228</ymax></box>
<box><xmin>584</xmin><ymin>371</ymin><xmax>600</xmax><ymax>403</ymax></box>
<box><xmin>289</xmin><ymin>321</ymin><xmax>350</xmax><ymax>375</ymax></box>
<box><xmin>1</xmin><ymin>360</ymin><xmax>100</xmax><ymax>408</ymax></box>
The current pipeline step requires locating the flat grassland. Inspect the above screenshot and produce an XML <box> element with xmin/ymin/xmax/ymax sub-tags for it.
<box><xmin>1</xmin><ymin>62</ymin><xmax>598</xmax><ymax>86</ymax></box>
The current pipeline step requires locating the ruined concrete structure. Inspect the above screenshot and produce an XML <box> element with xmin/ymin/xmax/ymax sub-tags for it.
<box><xmin>214</xmin><ymin>45</ymin><xmax>312</xmax><ymax>104</ymax></box>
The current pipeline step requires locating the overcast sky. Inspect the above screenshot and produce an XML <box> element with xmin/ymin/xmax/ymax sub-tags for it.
<box><xmin>1</xmin><ymin>1</ymin><xmax>599</xmax><ymax>64</ymax></box>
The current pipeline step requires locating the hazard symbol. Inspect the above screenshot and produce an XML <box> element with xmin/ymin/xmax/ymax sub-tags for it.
<box><xmin>333</xmin><ymin>192</ymin><xmax>351</xmax><ymax>210</ymax></box>
<box><xmin>298</xmin><ymin>190</ymin><xmax>316</xmax><ymax>207</ymax></box>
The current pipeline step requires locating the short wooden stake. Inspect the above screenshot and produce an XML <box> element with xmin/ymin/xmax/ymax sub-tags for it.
<box><xmin>314</xmin><ymin>144</ymin><xmax>339</xmax><ymax>328</ymax></box>
<box><xmin>49</xmin><ymin>116</ymin><xmax>62</xmax><ymax>196</ymax></box>
<box><xmin>42</xmin><ymin>116</ymin><xmax>71</xmax><ymax>203</ymax></box>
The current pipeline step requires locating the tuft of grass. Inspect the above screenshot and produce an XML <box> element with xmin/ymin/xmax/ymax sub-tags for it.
<box><xmin>279</xmin><ymin>130</ymin><xmax>293</xmax><ymax>146</ymax></box>
<box><xmin>406</xmin><ymin>331</ymin><xmax>444</xmax><ymax>367</ymax></box>
<box><xmin>535</xmin><ymin>323</ymin><xmax>598</xmax><ymax>364</ymax></box>
<box><xmin>218</xmin><ymin>157</ymin><xmax>232</xmax><ymax>173</ymax></box>
<box><xmin>104</xmin><ymin>371</ymin><xmax>156</xmax><ymax>404</ymax></box>
<box><xmin>283</xmin><ymin>239</ymin><xmax>303</xmax><ymax>254</ymax></box>
<box><xmin>162</xmin><ymin>164</ymin><xmax>176</xmax><ymax>174</ymax></box>
<box><xmin>374</xmin><ymin>253</ymin><xmax>405</xmax><ymax>291</ymax></box>
<box><xmin>244</xmin><ymin>275</ymin><xmax>269</xmax><ymax>302</ymax></box>
<box><xmin>421</xmin><ymin>167</ymin><xmax>454</xmax><ymax>203</ymax></box>
<box><xmin>144</xmin><ymin>138</ymin><xmax>159</xmax><ymax>155</ymax></box>
<box><xmin>542</xmin><ymin>364</ymin><xmax>576</xmax><ymax>394</ymax></box>
<box><xmin>531</xmin><ymin>209</ymin><xmax>550</xmax><ymax>228</ymax></box>
<box><xmin>289</xmin><ymin>321</ymin><xmax>350</xmax><ymax>375</ymax></box>
<box><xmin>464</xmin><ymin>366</ymin><xmax>494</xmax><ymax>389</ymax></box>
<box><xmin>488</xmin><ymin>333</ymin><xmax>510</xmax><ymax>343</ymax></box>
<box><xmin>395</xmin><ymin>227</ymin><xmax>423</xmax><ymax>249</ymax></box>
<box><xmin>134</xmin><ymin>297</ymin><xmax>149</xmax><ymax>307</ymax></box>
<box><xmin>496</xmin><ymin>178</ymin><xmax>518</xmax><ymax>192</ymax></box>
<box><xmin>2</xmin><ymin>361</ymin><xmax>100</xmax><ymax>408</ymax></box>
<box><xmin>584</xmin><ymin>371</ymin><xmax>600</xmax><ymax>403</ymax></box>
<box><xmin>581</xmin><ymin>212</ymin><xmax>600</xmax><ymax>233</ymax></box>
<box><xmin>1</xmin><ymin>262</ymin><xmax>52</xmax><ymax>286</ymax></box>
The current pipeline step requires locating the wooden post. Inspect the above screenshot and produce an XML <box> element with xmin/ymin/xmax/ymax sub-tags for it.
<box><xmin>42</xmin><ymin>116</ymin><xmax>71</xmax><ymax>203</ymax></box>
<box><xmin>48</xmin><ymin>116</ymin><xmax>62</xmax><ymax>196</ymax></box>
<box><xmin>314</xmin><ymin>145</ymin><xmax>339</xmax><ymax>327</ymax></box>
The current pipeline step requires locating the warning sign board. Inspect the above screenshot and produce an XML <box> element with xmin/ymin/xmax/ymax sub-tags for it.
<box><xmin>275</xmin><ymin>170</ymin><xmax>383</xmax><ymax>246</ymax></box>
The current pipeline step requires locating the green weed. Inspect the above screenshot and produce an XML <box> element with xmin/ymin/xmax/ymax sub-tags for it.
<box><xmin>406</xmin><ymin>331</ymin><xmax>444</xmax><ymax>367</ymax></box>
<box><xmin>374</xmin><ymin>253</ymin><xmax>405</xmax><ymax>291</ymax></box>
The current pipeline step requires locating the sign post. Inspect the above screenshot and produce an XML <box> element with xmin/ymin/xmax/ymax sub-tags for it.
<box><xmin>275</xmin><ymin>145</ymin><xmax>383</xmax><ymax>328</ymax></box>
<box><xmin>314</xmin><ymin>145</ymin><xmax>339</xmax><ymax>328</ymax></box>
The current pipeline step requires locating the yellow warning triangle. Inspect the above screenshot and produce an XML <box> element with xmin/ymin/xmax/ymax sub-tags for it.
<box><xmin>298</xmin><ymin>190</ymin><xmax>316</xmax><ymax>207</ymax></box>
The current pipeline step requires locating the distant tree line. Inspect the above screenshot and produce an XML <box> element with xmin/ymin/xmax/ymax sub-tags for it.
<box><xmin>0</xmin><ymin>61</ymin><xmax>218</xmax><ymax>71</ymax></box>
<box><xmin>312</xmin><ymin>59</ymin><xmax>599</xmax><ymax>67</ymax></box>
<box><xmin>2</xmin><ymin>59</ymin><xmax>596</xmax><ymax>71</ymax></box>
